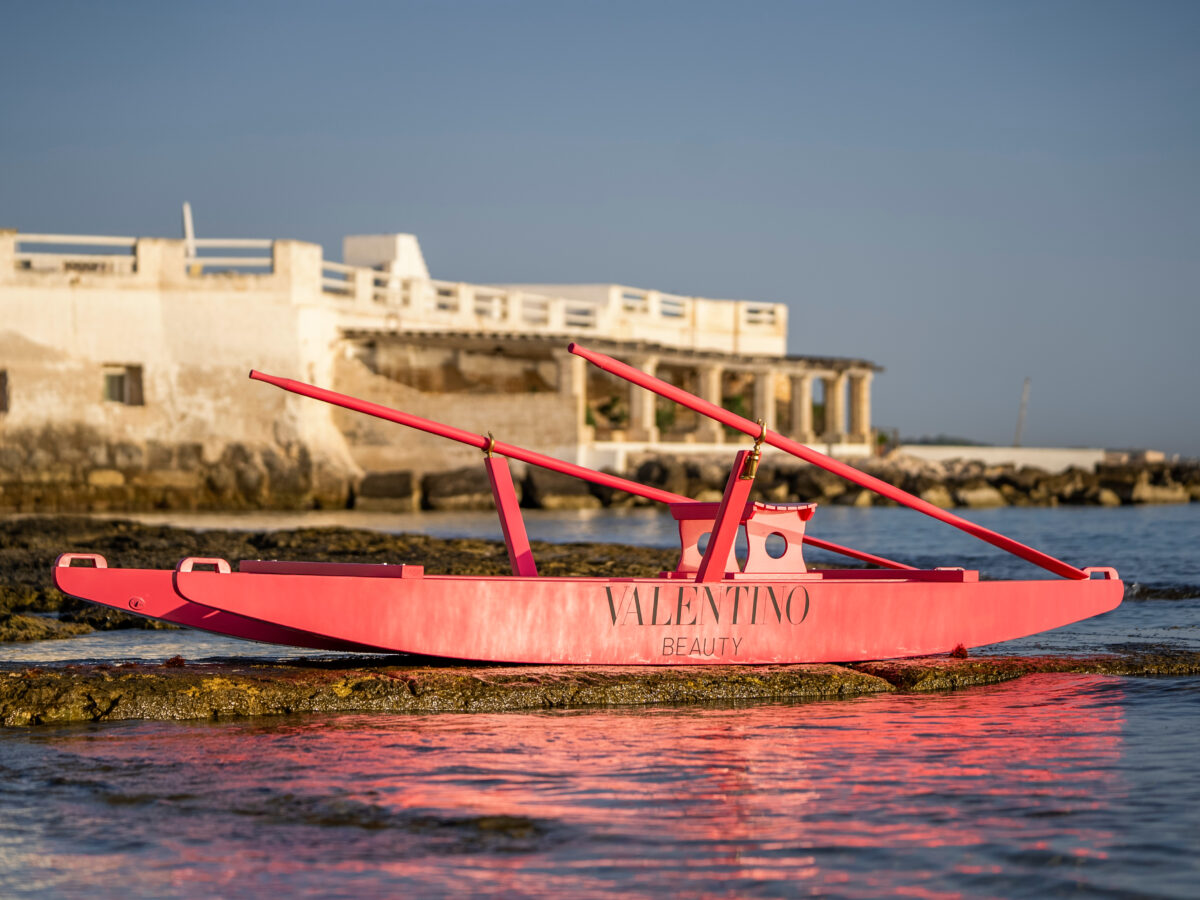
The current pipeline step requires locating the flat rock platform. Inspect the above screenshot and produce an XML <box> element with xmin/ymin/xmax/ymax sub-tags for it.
<box><xmin>5</xmin><ymin>652</ymin><xmax>1200</xmax><ymax>727</ymax></box>
<box><xmin>4</xmin><ymin>517</ymin><xmax>1198</xmax><ymax>727</ymax></box>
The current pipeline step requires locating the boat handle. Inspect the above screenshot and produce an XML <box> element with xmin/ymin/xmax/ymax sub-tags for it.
<box><xmin>177</xmin><ymin>557</ymin><xmax>232</xmax><ymax>574</ymax></box>
<box><xmin>55</xmin><ymin>553</ymin><xmax>108</xmax><ymax>568</ymax></box>
<box><xmin>1082</xmin><ymin>566</ymin><xmax>1119</xmax><ymax>580</ymax></box>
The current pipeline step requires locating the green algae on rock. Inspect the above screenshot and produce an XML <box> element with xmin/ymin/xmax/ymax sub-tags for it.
<box><xmin>0</xmin><ymin>660</ymin><xmax>894</xmax><ymax>726</ymax></box>
<box><xmin>4</xmin><ymin>652</ymin><xmax>1200</xmax><ymax>727</ymax></box>
<box><xmin>0</xmin><ymin>613</ymin><xmax>92</xmax><ymax>643</ymax></box>
<box><xmin>852</xmin><ymin>652</ymin><xmax>1200</xmax><ymax>691</ymax></box>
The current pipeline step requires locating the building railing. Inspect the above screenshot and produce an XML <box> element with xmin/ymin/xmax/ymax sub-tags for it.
<box><xmin>5</xmin><ymin>231</ymin><xmax>787</xmax><ymax>354</ymax></box>
<box><xmin>13</xmin><ymin>233</ymin><xmax>138</xmax><ymax>275</ymax></box>
<box><xmin>185</xmin><ymin>237</ymin><xmax>273</xmax><ymax>273</ymax></box>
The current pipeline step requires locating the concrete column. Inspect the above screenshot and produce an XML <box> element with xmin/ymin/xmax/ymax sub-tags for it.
<box><xmin>849</xmin><ymin>370</ymin><xmax>873</xmax><ymax>444</ymax></box>
<box><xmin>272</xmin><ymin>240</ymin><xmax>324</xmax><ymax>305</ymax></box>
<box><xmin>752</xmin><ymin>368</ymin><xmax>777</xmax><ymax>433</ymax></box>
<box><xmin>695</xmin><ymin>363</ymin><xmax>724</xmax><ymax>443</ymax></box>
<box><xmin>627</xmin><ymin>354</ymin><xmax>659</xmax><ymax>443</ymax></box>
<box><xmin>789</xmin><ymin>373</ymin><xmax>814</xmax><ymax>443</ymax></box>
<box><xmin>0</xmin><ymin>229</ymin><xmax>16</xmax><ymax>285</ymax></box>
<box><xmin>353</xmin><ymin>268</ymin><xmax>374</xmax><ymax>307</ymax></box>
<box><xmin>553</xmin><ymin>350</ymin><xmax>591</xmax><ymax>443</ymax></box>
<box><xmin>823</xmin><ymin>372</ymin><xmax>847</xmax><ymax>443</ymax></box>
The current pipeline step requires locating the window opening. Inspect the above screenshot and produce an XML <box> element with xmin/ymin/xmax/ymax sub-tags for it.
<box><xmin>102</xmin><ymin>365</ymin><xmax>144</xmax><ymax>406</ymax></box>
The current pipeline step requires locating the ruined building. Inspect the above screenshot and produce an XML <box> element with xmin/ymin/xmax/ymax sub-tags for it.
<box><xmin>0</xmin><ymin>228</ymin><xmax>880</xmax><ymax>511</ymax></box>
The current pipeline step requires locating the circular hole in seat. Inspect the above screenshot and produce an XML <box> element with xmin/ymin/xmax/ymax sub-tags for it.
<box><xmin>696</xmin><ymin>531</ymin><xmax>712</xmax><ymax>554</ymax></box>
<box><xmin>765</xmin><ymin>532</ymin><xmax>788</xmax><ymax>559</ymax></box>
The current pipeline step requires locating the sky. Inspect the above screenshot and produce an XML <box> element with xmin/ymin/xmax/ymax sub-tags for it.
<box><xmin>2</xmin><ymin>0</ymin><xmax>1197</xmax><ymax>454</ymax></box>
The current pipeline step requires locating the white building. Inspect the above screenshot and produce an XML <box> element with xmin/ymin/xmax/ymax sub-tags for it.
<box><xmin>0</xmin><ymin>227</ymin><xmax>880</xmax><ymax>510</ymax></box>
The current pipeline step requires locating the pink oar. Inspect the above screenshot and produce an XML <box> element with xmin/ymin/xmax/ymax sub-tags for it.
<box><xmin>249</xmin><ymin>370</ymin><xmax>911</xmax><ymax>571</ymax></box>
<box><xmin>568</xmin><ymin>343</ymin><xmax>1088</xmax><ymax>581</ymax></box>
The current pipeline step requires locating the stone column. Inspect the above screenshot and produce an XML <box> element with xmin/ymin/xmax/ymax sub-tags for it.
<box><xmin>0</xmin><ymin>230</ymin><xmax>16</xmax><ymax>286</ymax></box>
<box><xmin>627</xmin><ymin>354</ymin><xmax>660</xmax><ymax>442</ymax></box>
<box><xmin>272</xmin><ymin>240</ymin><xmax>325</xmax><ymax>305</ymax></box>
<box><xmin>849</xmin><ymin>370</ymin><xmax>873</xmax><ymax>444</ymax></box>
<box><xmin>553</xmin><ymin>349</ymin><xmax>591</xmax><ymax>443</ymax></box>
<box><xmin>695</xmin><ymin>363</ymin><xmax>724</xmax><ymax>443</ymax></box>
<box><xmin>822</xmin><ymin>372</ymin><xmax>847</xmax><ymax>443</ymax></box>
<box><xmin>752</xmin><ymin>368</ymin><xmax>777</xmax><ymax>433</ymax></box>
<box><xmin>789</xmin><ymin>373</ymin><xmax>814</xmax><ymax>443</ymax></box>
<box><xmin>353</xmin><ymin>267</ymin><xmax>374</xmax><ymax>307</ymax></box>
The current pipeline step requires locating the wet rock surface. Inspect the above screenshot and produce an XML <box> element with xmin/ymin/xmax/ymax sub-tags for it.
<box><xmin>3</xmin><ymin>652</ymin><xmax>1199</xmax><ymax>727</ymax></box>
<box><xmin>3</xmin><ymin>517</ymin><xmax>1197</xmax><ymax>728</ymax></box>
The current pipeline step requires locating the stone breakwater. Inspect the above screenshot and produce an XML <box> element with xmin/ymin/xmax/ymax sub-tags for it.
<box><xmin>0</xmin><ymin>425</ymin><xmax>352</xmax><ymax>514</ymax></box>
<box><xmin>615</xmin><ymin>454</ymin><xmax>1200</xmax><ymax>510</ymax></box>
<box><xmin>3</xmin><ymin>424</ymin><xmax>1196</xmax><ymax>514</ymax></box>
<box><xmin>402</xmin><ymin>455</ymin><xmax>1200</xmax><ymax>511</ymax></box>
<box><xmin>4</xmin><ymin>652</ymin><xmax>1200</xmax><ymax>726</ymax></box>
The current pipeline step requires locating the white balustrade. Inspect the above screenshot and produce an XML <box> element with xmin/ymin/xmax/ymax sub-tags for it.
<box><xmin>13</xmin><ymin>234</ymin><xmax>137</xmax><ymax>275</ymax></box>
<box><xmin>7</xmin><ymin>232</ymin><xmax>786</xmax><ymax>353</ymax></box>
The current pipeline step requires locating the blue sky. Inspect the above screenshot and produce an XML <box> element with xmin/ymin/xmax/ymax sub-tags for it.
<box><xmin>2</xmin><ymin>1</ymin><xmax>1197</xmax><ymax>453</ymax></box>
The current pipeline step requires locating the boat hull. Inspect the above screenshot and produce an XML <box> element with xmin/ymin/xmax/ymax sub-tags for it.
<box><xmin>53</xmin><ymin>561</ymin><xmax>395</xmax><ymax>654</ymax></box>
<box><xmin>173</xmin><ymin>568</ymin><xmax>1125</xmax><ymax>664</ymax></box>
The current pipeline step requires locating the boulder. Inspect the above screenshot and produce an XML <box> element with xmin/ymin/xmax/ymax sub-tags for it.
<box><xmin>953</xmin><ymin>484</ymin><xmax>1006</xmax><ymax>508</ymax></box>
<box><xmin>1130</xmin><ymin>481</ymin><xmax>1190</xmax><ymax>504</ymax></box>
<box><xmin>522</xmin><ymin>468</ymin><xmax>601</xmax><ymax>510</ymax></box>
<box><xmin>1091</xmin><ymin>487</ymin><xmax>1122</xmax><ymax>507</ymax></box>
<box><xmin>634</xmin><ymin>457</ymin><xmax>689</xmax><ymax>497</ymax></box>
<box><xmin>585</xmin><ymin>468</ymin><xmax>643</xmax><ymax>507</ymax></box>
<box><xmin>918</xmin><ymin>485</ymin><xmax>954</xmax><ymax>508</ymax></box>
<box><xmin>684</xmin><ymin>458</ymin><xmax>730</xmax><ymax>496</ymax></box>
<box><xmin>356</xmin><ymin>470</ymin><xmax>418</xmax><ymax>511</ymax></box>
<box><xmin>789</xmin><ymin>465</ymin><xmax>846</xmax><ymax>502</ymax></box>
<box><xmin>833</xmin><ymin>489</ymin><xmax>874</xmax><ymax>507</ymax></box>
<box><xmin>421</xmin><ymin>466</ymin><xmax>499</xmax><ymax>511</ymax></box>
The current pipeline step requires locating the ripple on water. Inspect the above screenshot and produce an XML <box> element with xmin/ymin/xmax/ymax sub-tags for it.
<box><xmin>1</xmin><ymin>674</ymin><xmax>1198</xmax><ymax>898</ymax></box>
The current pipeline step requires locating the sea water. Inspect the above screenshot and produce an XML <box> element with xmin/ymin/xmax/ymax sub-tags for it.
<box><xmin>1</xmin><ymin>504</ymin><xmax>1198</xmax><ymax>898</ymax></box>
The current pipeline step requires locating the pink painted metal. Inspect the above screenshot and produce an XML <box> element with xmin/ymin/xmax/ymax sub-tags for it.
<box><xmin>568</xmin><ymin>343</ymin><xmax>1089</xmax><ymax>581</ymax></box>
<box><xmin>248</xmin><ymin>369</ymin><xmax>908</xmax><ymax>571</ymax></box>
<box><xmin>696</xmin><ymin>450</ymin><xmax>757</xmax><ymax>582</ymax></box>
<box><xmin>51</xmin><ymin>350</ymin><xmax>1126</xmax><ymax>663</ymax></box>
<box><xmin>743</xmin><ymin>503</ymin><xmax>816</xmax><ymax>575</ymax></box>
<box><xmin>174</xmin><ymin>566</ymin><xmax>1123</xmax><ymax>664</ymax></box>
<box><xmin>669</xmin><ymin>501</ymin><xmax>816</xmax><ymax>575</ymax></box>
<box><xmin>485</xmin><ymin>454</ymin><xmax>538</xmax><ymax>577</ymax></box>
<box><xmin>53</xmin><ymin>554</ymin><xmax>393</xmax><ymax>653</ymax></box>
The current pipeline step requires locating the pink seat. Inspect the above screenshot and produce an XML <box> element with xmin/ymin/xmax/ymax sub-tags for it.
<box><xmin>669</xmin><ymin>501</ymin><xmax>817</xmax><ymax>575</ymax></box>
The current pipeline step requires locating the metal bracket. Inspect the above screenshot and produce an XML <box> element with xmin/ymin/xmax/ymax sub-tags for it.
<box><xmin>482</xmin><ymin>432</ymin><xmax>496</xmax><ymax>458</ymax></box>
<box><xmin>741</xmin><ymin>418</ymin><xmax>767</xmax><ymax>480</ymax></box>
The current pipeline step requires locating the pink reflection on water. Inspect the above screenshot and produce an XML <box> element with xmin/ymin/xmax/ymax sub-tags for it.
<box><xmin>42</xmin><ymin>673</ymin><xmax>1124</xmax><ymax>898</ymax></box>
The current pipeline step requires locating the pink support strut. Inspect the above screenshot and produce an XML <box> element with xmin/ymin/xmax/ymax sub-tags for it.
<box><xmin>485</xmin><ymin>455</ymin><xmax>538</xmax><ymax>576</ymax></box>
<box><xmin>248</xmin><ymin>370</ymin><xmax>912</xmax><ymax>571</ymax></box>
<box><xmin>567</xmin><ymin>343</ymin><xmax>1088</xmax><ymax>581</ymax></box>
<box><xmin>695</xmin><ymin>450</ymin><xmax>756</xmax><ymax>582</ymax></box>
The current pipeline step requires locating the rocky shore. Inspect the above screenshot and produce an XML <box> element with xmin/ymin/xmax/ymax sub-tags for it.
<box><xmin>3</xmin><ymin>428</ymin><xmax>1197</xmax><ymax>514</ymax></box>
<box><xmin>410</xmin><ymin>454</ymin><xmax>1200</xmax><ymax>512</ymax></box>
<box><xmin>5</xmin><ymin>651</ymin><xmax>1200</xmax><ymax>727</ymax></box>
<box><xmin>619</xmin><ymin>454</ymin><xmax>1200</xmax><ymax>510</ymax></box>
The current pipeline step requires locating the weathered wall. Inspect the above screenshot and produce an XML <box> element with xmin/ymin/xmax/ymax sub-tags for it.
<box><xmin>332</xmin><ymin>356</ymin><xmax>578</xmax><ymax>478</ymax></box>
<box><xmin>0</xmin><ymin>240</ymin><xmax>359</xmax><ymax>511</ymax></box>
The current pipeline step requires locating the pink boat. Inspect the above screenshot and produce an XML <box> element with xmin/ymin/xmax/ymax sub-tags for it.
<box><xmin>53</xmin><ymin>343</ymin><xmax>1123</xmax><ymax>664</ymax></box>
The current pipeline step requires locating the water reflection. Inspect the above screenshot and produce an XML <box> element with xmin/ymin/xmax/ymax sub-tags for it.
<box><xmin>4</xmin><ymin>675</ymin><xmax>1129</xmax><ymax>898</ymax></box>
